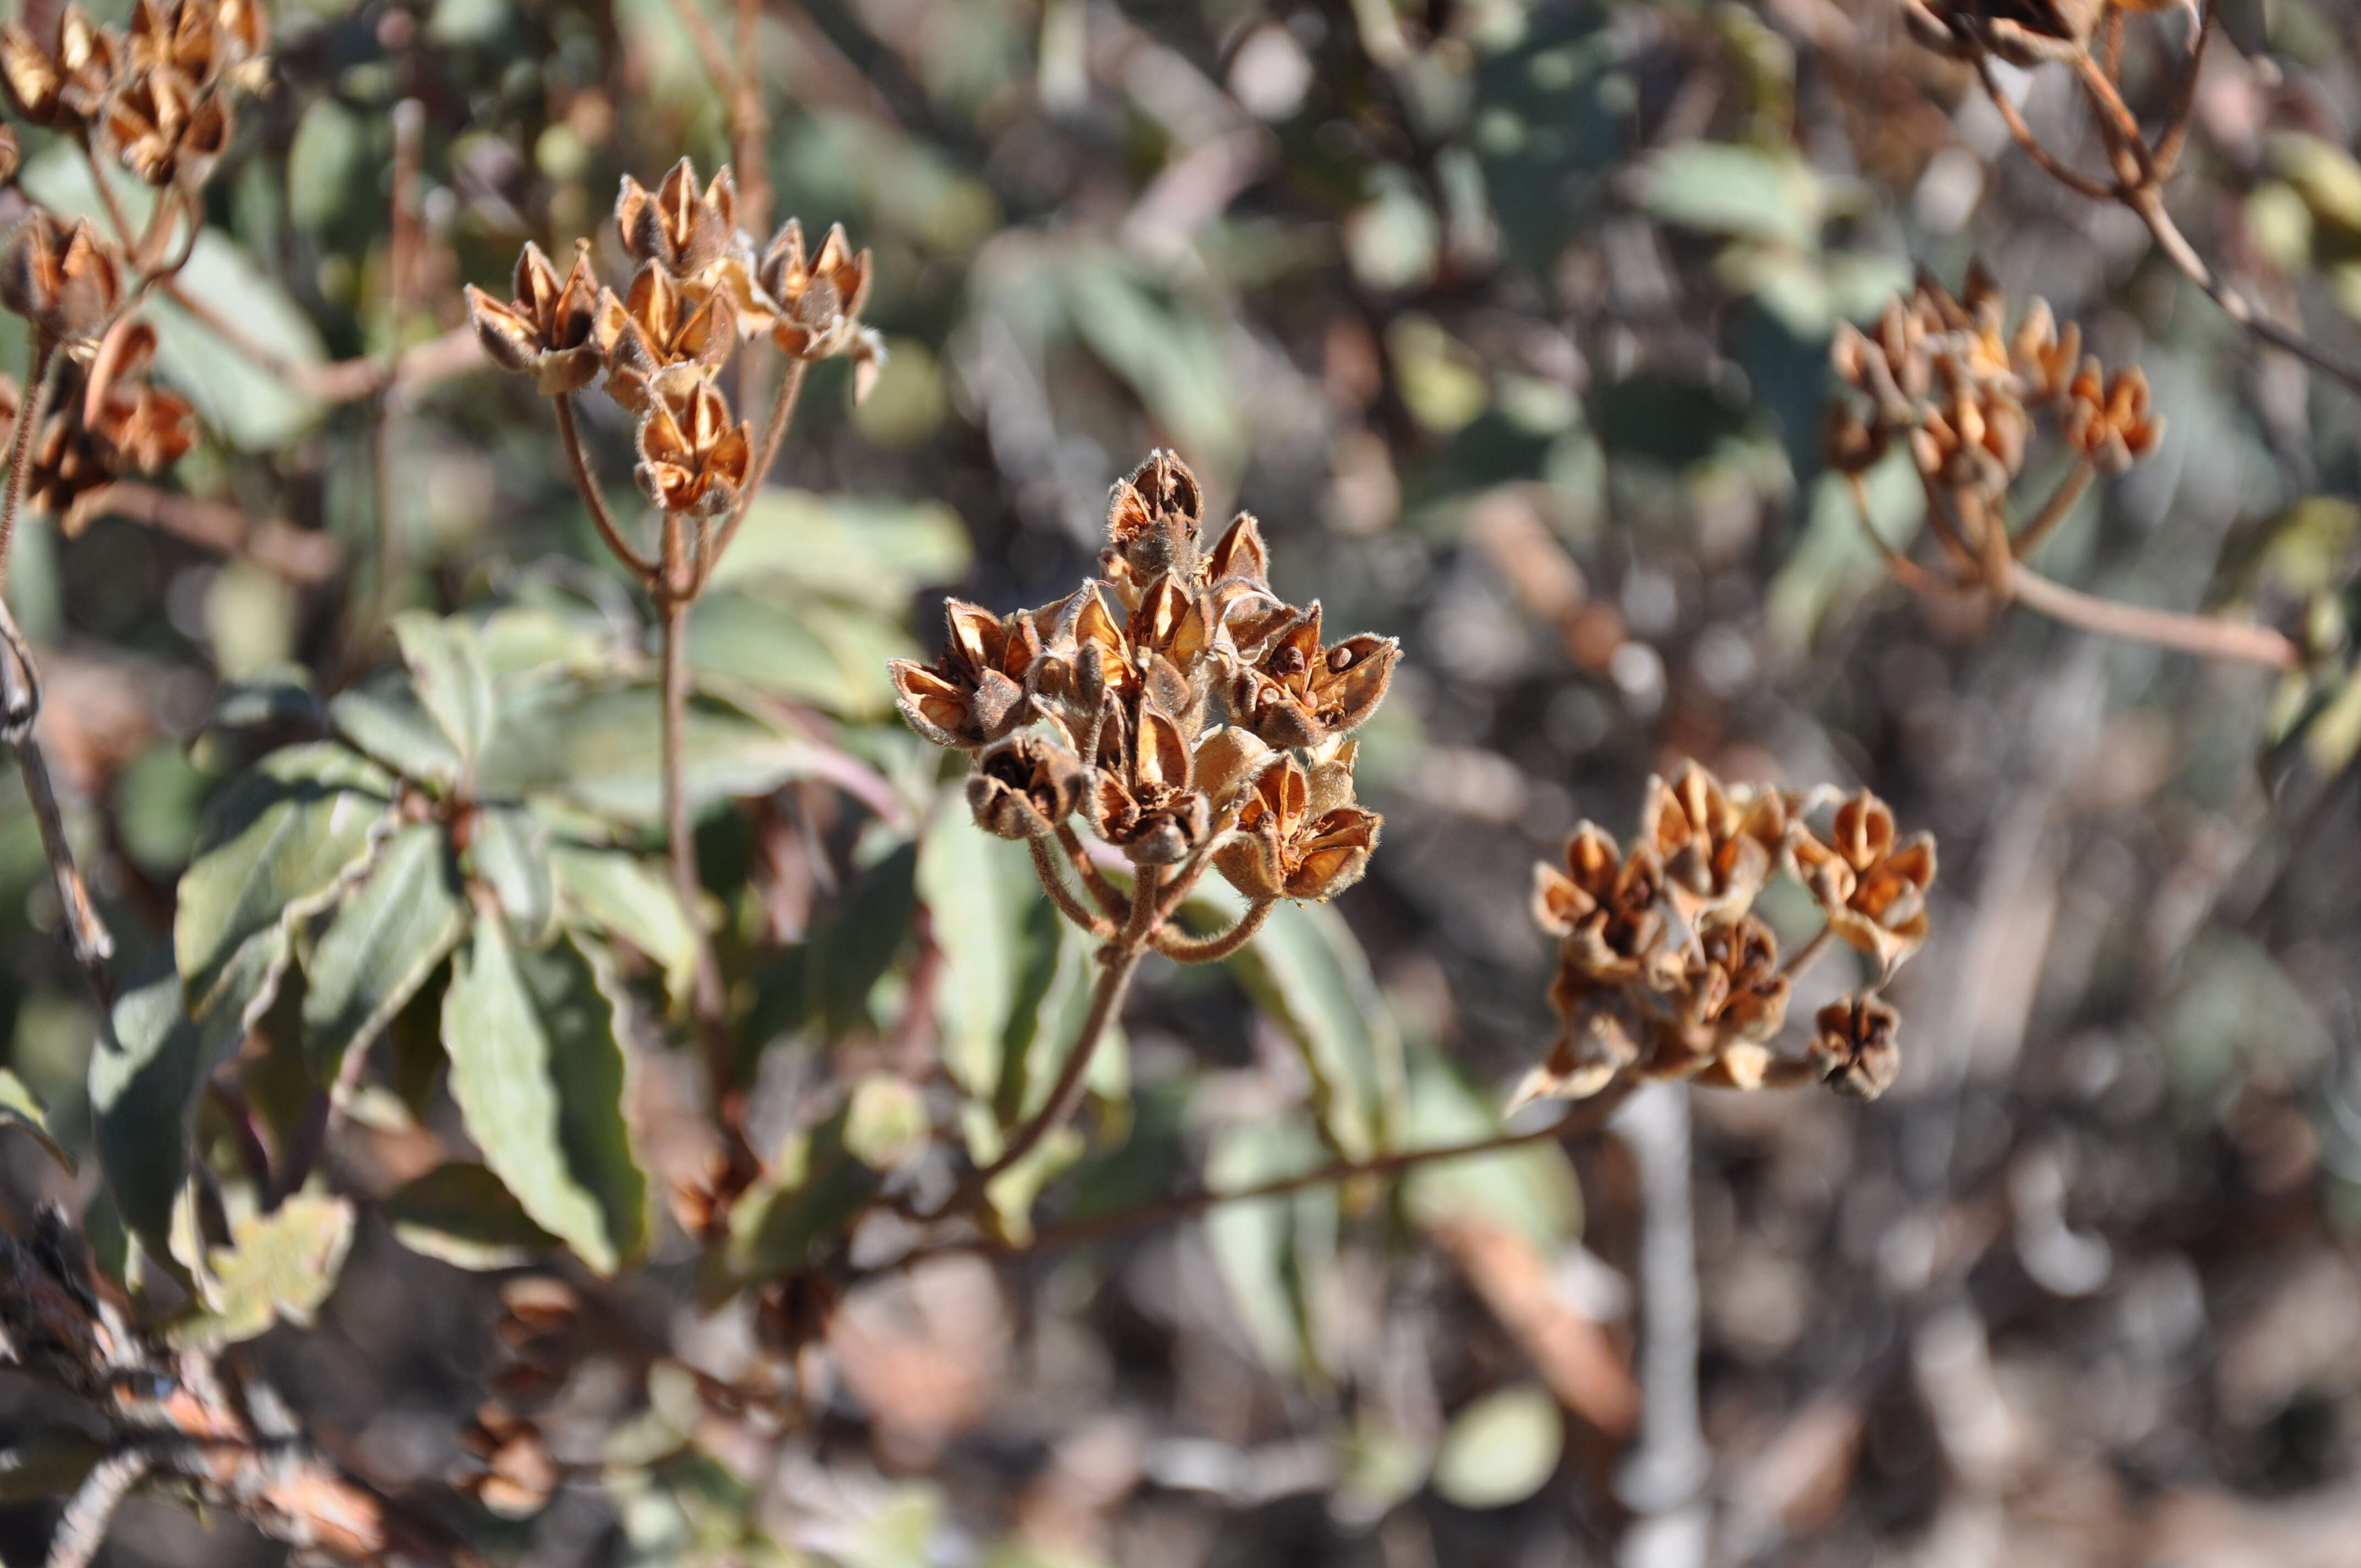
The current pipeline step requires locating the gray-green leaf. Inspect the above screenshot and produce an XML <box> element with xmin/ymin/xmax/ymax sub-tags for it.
<box><xmin>392</xmin><ymin>611</ymin><xmax>498</xmax><ymax>770</ymax></box>
<box><xmin>385</xmin><ymin>1162</ymin><xmax>561</xmax><ymax>1270</ymax></box>
<box><xmin>549</xmin><ymin>845</ymin><xmax>698</xmax><ymax>1011</ymax></box>
<box><xmin>303</xmin><ymin>822</ymin><xmax>470</xmax><ymax>1091</ymax></box>
<box><xmin>442</xmin><ymin>924</ymin><xmax>647</xmax><ymax>1273</ymax></box>
<box><xmin>470</xmin><ymin>805</ymin><xmax>556</xmax><ymax>944</ymax></box>
<box><xmin>0</xmin><ymin>1069</ymin><xmax>72</xmax><ymax>1172</ymax></box>
<box><xmin>1226</xmin><ymin>900</ymin><xmax>1406</xmax><ymax>1163</ymax></box>
<box><xmin>175</xmin><ymin>742</ymin><xmax>395</xmax><ymax>1020</ymax></box>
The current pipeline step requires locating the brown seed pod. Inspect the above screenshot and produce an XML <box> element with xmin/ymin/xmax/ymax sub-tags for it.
<box><xmin>632</xmin><ymin>374</ymin><xmax>751</xmax><ymax>516</ymax></box>
<box><xmin>0</xmin><ymin>213</ymin><xmax>123</xmax><ymax>342</ymax></box>
<box><xmin>1811</xmin><ymin>993</ymin><xmax>1903</xmax><ymax>1099</ymax></box>
<box><xmin>889</xmin><ymin>600</ymin><xmax>1043</xmax><ymax>750</ymax></box>
<box><xmin>758</xmin><ymin>218</ymin><xmax>873</xmax><ymax>361</ymax></box>
<box><xmin>966</xmin><ymin>721</ymin><xmax>1087</xmax><ymax>841</ymax></box>
<box><xmin>464</xmin><ymin>241</ymin><xmax>615</xmax><ymax>396</ymax></box>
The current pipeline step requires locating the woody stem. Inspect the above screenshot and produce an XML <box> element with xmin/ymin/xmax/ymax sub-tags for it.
<box><xmin>1778</xmin><ymin>925</ymin><xmax>1835</xmax><ymax>981</ymax></box>
<box><xmin>554</xmin><ymin>393</ymin><xmax>661</xmax><ymax>585</ymax></box>
<box><xmin>930</xmin><ymin>865</ymin><xmax>1163</xmax><ymax>1219</ymax></box>
<box><xmin>0</xmin><ymin>335</ymin><xmax>56</xmax><ymax>577</ymax></box>
<box><xmin>658</xmin><ymin>532</ymin><xmax>741</xmax><ymax>1144</ymax></box>
<box><xmin>2008</xmin><ymin>460</ymin><xmax>2094</xmax><ymax>561</ymax></box>
<box><xmin>2124</xmin><ymin>186</ymin><xmax>2361</xmax><ymax>397</ymax></box>
<box><xmin>2004</xmin><ymin>565</ymin><xmax>2300</xmax><ymax>669</ymax></box>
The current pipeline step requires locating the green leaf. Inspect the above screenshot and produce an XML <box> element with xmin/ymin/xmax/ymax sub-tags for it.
<box><xmin>329</xmin><ymin>673</ymin><xmax>463</xmax><ymax>789</ymax></box>
<box><xmin>705</xmin><ymin>489</ymin><xmax>972</xmax><ymax>609</ymax></box>
<box><xmin>175</xmin><ymin>742</ymin><xmax>396</xmax><ymax>1020</ymax></box>
<box><xmin>385</xmin><ymin>1162</ymin><xmax>562</xmax><ymax>1270</ymax></box>
<box><xmin>1640</xmin><ymin>142</ymin><xmax>1827</xmax><ymax>249</ymax></box>
<box><xmin>1400</xmin><ymin>1049</ymin><xmax>1581</xmax><ymax>1254</ymax></box>
<box><xmin>1431</xmin><ymin>1385</ymin><xmax>1564</xmax><ymax>1509</ymax></box>
<box><xmin>715</xmin><ymin>1107</ymin><xmax>881</xmax><ymax>1293</ymax></box>
<box><xmin>1204</xmin><ymin>1117</ymin><xmax>1339</xmax><ymax>1383</ymax></box>
<box><xmin>917</xmin><ymin>808</ymin><xmax>1027</xmax><ymax>1097</ymax></box>
<box><xmin>302</xmin><ymin>823</ymin><xmax>470</xmax><ymax>1091</ymax></box>
<box><xmin>1226</xmin><ymin>900</ymin><xmax>1406</xmax><ymax>1163</ymax></box>
<box><xmin>442</xmin><ymin>923</ymin><xmax>648</xmax><ymax>1273</ymax></box>
<box><xmin>482</xmin><ymin>683</ymin><xmax>827</xmax><ymax>825</ymax></box>
<box><xmin>811</xmin><ymin>842</ymin><xmax>920</xmax><ymax>1037</ymax></box>
<box><xmin>470</xmin><ymin>805</ymin><xmax>556</xmax><ymax>944</ymax></box>
<box><xmin>91</xmin><ymin>950</ymin><xmax>286</xmax><ymax>1265</ymax></box>
<box><xmin>392</xmin><ymin>612</ymin><xmax>498</xmax><ymax>769</ymax></box>
<box><xmin>176</xmin><ymin>1194</ymin><xmax>355</xmax><ymax>1348</ymax></box>
<box><xmin>549</xmin><ymin>845</ymin><xmax>698</xmax><ymax>1011</ymax></box>
<box><xmin>0</xmin><ymin>1069</ymin><xmax>72</xmax><ymax>1172</ymax></box>
<box><xmin>685</xmin><ymin>589</ymin><xmax>912</xmax><ymax>718</ymax></box>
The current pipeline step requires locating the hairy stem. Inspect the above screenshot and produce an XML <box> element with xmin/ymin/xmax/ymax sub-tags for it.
<box><xmin>660</xmin><ymin>567</ymin><xmax>738</xmax><ymax>1133</ymax></box>
<box><xmin>2</xmin><ymin>335</ymin><xmax>58</xmax><ymax>578</ymax></box>
<box><xmin>1029</xmin><ymin>832</ymin><xmax>1116</xmax><ymax>939</ymax></box>
<box><xmin>1056</xmin><ymin>823</ymin><xmax>1128</xmax><ymax>919</ymax></box>
<box><xmin>2006</xmin><ymin>565</ymin><xmax>2300</xmax><ymax>668</ymax></box>
<box><xmin>1155</xmin><ymin>897</ymin><xmax>1274</xmax><ymax>963</ymax></box>
<box><xmin>45</xmin><ymin>1449</ymin><xmax>153</xmax><ymax>1568</ymax></box>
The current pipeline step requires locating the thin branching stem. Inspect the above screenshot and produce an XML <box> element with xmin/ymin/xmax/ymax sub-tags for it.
<box><xmin>2006</xmin><ymin>564</ymin><xmax>2301</xmax><ymax>668</ymax></box>
<box><xmin>1</xmin><ymin>336</ymin><xmax>57</xmax><ymax>576</ymax></box>
<box><xmin>889</xmin><ymin>1079</ymin><xmax>1639</xmax><ymax>1273</ymax></box>
<box><xmin>659</xmin><ymin>554</ymin><xmax>739</xmax><ymax>1135</ymax></box>
<box><xmin>1057</xmin><ymin>822</ymin><xmax>1129</xmax><ymax>920</ymax></box>
<box><xmin>1974</xmin><ymin>55</ymin><xmax>2119</xmax><ymax>201</ymax></box>
<box><xmin>554</xmin><ymin>393</ymin><xmax>660</xmax><ymax>584</ymax></box>
<box><xmin>45</xmin><ymin>1449</ymin><xmax>153</xmax><ymax>1568</ymax></box>
<box><xmin>2127</xmin><ymin>187</ymin><xmax>2361</xmax><ymax>396</ymax></box>
<box><xmin>1155</xmin><ymin>897</ymin><xmax>1274</xmax><ymax>963</ymax></box>
<box><xmin>705</xmin><ymin>357</ymin><xmax>807</xmax><ymax>580</ymax></box>
<box><xmin>2008</xmin><ymin>459</ymin><xmax>2095</xmax><ymax>561</ymax></box>
<box><xmin>1029</xmin><ymin>833</ymin><xmax>1116</xmax><ymax>939</ymax></box>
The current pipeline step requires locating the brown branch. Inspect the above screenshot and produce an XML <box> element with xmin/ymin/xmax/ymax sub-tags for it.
<box><xmin>2126</xmin><ymin>187</ymin><xmax>2361</xmax><ymax>396</ymax></box>
<box><xmin>2006</xmin><ymin>564</ymin><xmax>2300</xmax><ymax>668</ymax></box>
<box><xmin>553</xmin><ymin>393</ymin><xmax>659</xmax><ymax>584</ymax></box>
<box><xmin>2007</xmin><ymin>459</ymin><xmax>2095</xmax><ymax>561</ymax></box>
<box><xmin>893</xmin><ymin>1078</ymin><xmax>1639</xmax><ymax>1272</ymax></box>
<box><xmin>45</xmin><ymin>1449</ymin><xmax>151</xmax><ymax>1568</ymax></box>
<box><xmin>163</xmin><ymin>288</ymin><xmax>487</xmax><ymax>406</ymax></box>
<box><xmin>96</xmin><ymin>482</ymin><xmax>341</xmax><ymax>584</ymax></box>
<box><xmin>1056</xmin><ymin>823</ymin><xmax>1128</xmax><ymax>920</ymax></box>
<box><xmin>659</xmin><ymin>557</ymin><xmax>741</xmax><ymax>1147</ymax></box>
<box><xmin>1155</xmin><ymin>897</ymin><xmax>1274</xmax><ymax>963</ymax></box>
<box><xmin>1974</xmin><ymin>55</ymin><xmax>2120</xmax><ymax>202</ymax></box>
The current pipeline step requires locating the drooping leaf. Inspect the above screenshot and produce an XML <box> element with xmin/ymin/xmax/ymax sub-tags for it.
<box><xmin>442</xmin><ymin>923</ymin><xmax>647</xmax><ymax>1273</ymax></box>
<box><xmin>1203</xmin><ymin>1116</ymin><xmax>1340</xmax><ymax>1384</ymax></box>
<box><xmin>392</xmin><ymin>611</ymin><xmax>498</xmax><ymax>769</ymax></box>
<box><xmin>385</xmin><ymin>1162</ymin><xmax>562</xmax><ymax>1270</ymax></box>
<box><xmin>175</xmin><ymin>742</ymin><xmax>396</xmax><ymax>1020</ymax></box>
<box><xmin>918</xmin><ymin>807</ymin><xmax>1030</xmax><ymax>1097</ymax></box>
<box><xmin>1431</xmin><ymin>1385</ymin><xmax>1564</xmax><ymax>1509</ymax></box>
<box><xmin>91</xmin><ymin>949</ymin><xmax>287</xmax><ymax>1266</ymax></box>
<box><xmin>1226</xmin><ymin>900</ymin><xmax>1406</xmax><ymax>1163</ymax></box>
<box><xmin>302</xmin><ymin>822</ymin><xmax>470</xmax><ymax>1091</ymax></box>
<box><xmin>0</xmin><ymin>1069</ymin><xmax>72</xmax><ymax>1172</ymax></box>
<box><xmin>549</xmin><ymin>844</ymin><xmax>698</xmax><ymax>1011</ymax></box>
<box><xmin>176</xmin><ymin>1194</ymin><xmax>356</xmax><ymax>1348</ymax></box>
<box><xmin>470</xmin><ymin>805</ymin><xmax>557</xmax><ymax>944</ymax></box>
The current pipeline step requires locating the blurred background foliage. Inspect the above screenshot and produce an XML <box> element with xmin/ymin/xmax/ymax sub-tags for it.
<box><xmin>3</xmin><ymin>0</ymin><xmax>2361</xmax><ymax>1562</ymax></box>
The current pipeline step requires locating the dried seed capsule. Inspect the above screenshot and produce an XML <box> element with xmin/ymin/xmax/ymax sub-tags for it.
<box><xmin>1811</xmin><ymin>994</ymin><xmax>1902</xmax><ymax>1099</ymax></box>
<box><xmin>0</xmin><ymin>214</ymin><xmax>122</xmax><ymax>342</ymax></box>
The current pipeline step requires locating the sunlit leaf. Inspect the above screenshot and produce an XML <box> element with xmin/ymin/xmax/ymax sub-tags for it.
<box><xmin>470</xmin><ymin>805</ymin><xmax>557</xmax><ymax>944</ymax></box>
<box><xmin>175</xmin><ymin>742</ymin><xmax>396</xmax><ymax>1020</ymax></box>
<box><xmin>303</xmin><ymin>822</ymin><xmax>470</xmax><ymax>1091</ymax></box>
<box><xmin>0</xmin><ymin>1069</ymin><xmax>72</xmax><ymax>1172</ymax></box>
<box><xmin>443</xmin><ymin>922</ymin><xmax>648</xmax><ymax>1273</ymax></box>
<box><xmin>550</xmin><ymin>844</ymin><xmax>698</xmax><ymax>1012</ymax></box>
<box><xmin>177</xmin><ymin>1194</ymin><xmax>356</xmax><ymax>1348</ymax></box>
<box><xmin>482</xmin><ymin>682</ymin><xmax>828</xmax><ymax>825</ymax></box>
<box><xmin>1400</xmin><ymin>1049</ymin><xmax>1581</xmax><ymax>1253</ymax></box>
<box><xmin>1226</xmin><ymin>900</ymin><xmax>1406</xmax><ymax>1162</ymax></box>
<box><xmin>1204</xmin><ymin>1117</ymin><xmax>1339</xmax><ymax>1383</ymax></box>
<box><xmin>392</xmin><ymin>611</ymin><xmax>498</xmax><ymax>770</ymax></box>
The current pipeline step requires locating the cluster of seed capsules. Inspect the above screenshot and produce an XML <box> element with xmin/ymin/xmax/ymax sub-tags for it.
<box><xmin>1525</xmin><ymin>765</ymin><xmax>1936</xmax><ymax>1106</ymax></box>
<box><xmin>467</xmin><ymin>157</ymin><xmax>880</xmax><ymax>576</ymax></box>
<box><xmin>1828</xmin><ymin>268</ymin><xmax>2161</xmax><ymax>502</ymax></box>
<box><xmin>0</xmin><ymin>0</ymin><xmax>270</xmax><ymax>188</ymax></box>
<box><xmin>893</xmin><ymin>451</ymin><xmax>1400</xmax><ymax>921</ymax></box>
